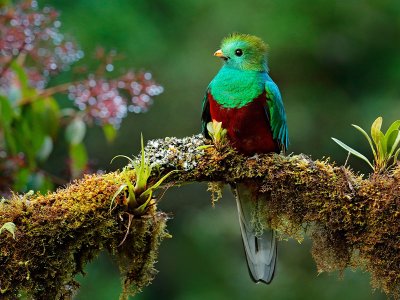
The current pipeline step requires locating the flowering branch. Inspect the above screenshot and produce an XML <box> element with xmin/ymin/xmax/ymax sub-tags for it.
<box><xmin>0</xmin><ymin>1</ymin><xmax>164</xmax><ymax>192</ymax></box>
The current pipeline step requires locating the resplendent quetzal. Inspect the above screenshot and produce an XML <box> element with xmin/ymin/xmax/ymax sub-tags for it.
<box><xmin>201</xmin><ymin>33</ymin><xmax>289</xmax><ymax>283</ymax></box>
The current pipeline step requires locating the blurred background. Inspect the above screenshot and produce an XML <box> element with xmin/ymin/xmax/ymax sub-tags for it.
<box><xmin>5</xmin><ymin>0</ymin><xmax>400</xmax><ymax>298</ymax></box>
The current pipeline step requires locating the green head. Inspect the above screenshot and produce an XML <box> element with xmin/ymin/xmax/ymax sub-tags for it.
<box><xmin>214</xmin><ymin>33</ymin><xmax>268</xmax><ymax>72</ymax></box>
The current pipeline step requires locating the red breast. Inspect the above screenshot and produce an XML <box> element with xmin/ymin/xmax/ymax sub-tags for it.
<box><xmin>207</xmin><ymin>91</ymin><xmax>279</xmax><ymax>155</ymax></box>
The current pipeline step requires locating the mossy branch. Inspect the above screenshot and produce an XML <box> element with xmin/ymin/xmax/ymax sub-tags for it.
<box><xmin>1</xmin><ymin>134</ymin><xmax>399</xmax><ymax>299</ymax></box>
<box><xmin>0</xmin><ymin>171</ymin><xmax>169</xmax><ymax>300</ymax></box>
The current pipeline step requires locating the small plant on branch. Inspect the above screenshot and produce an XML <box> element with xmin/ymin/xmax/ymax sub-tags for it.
<box><xmin>207</xmin><ymin>120</ymin><xmax>227</xmax><ymax>145</ymax></box>
<box><xmin>198</xmin><ymin>120</ymin><xmax>228</xmax><ymax>151</ymax></box>
<box><xmin>0</xmin><ymin>221</ymin><xmax>16</xmax><ymax>239</ymax></box>
<box><xmin>332</xmin><ymin>116</ymin><xmax>400</xmax><ymax>173</ymax></box>
<box><xmin>110</xmin><ymin>135</ymin><xmax>176</xmax><ymax>216</ymax></box>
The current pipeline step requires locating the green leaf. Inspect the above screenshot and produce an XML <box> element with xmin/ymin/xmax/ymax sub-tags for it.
<box><xmin>371</xmin><ymin>117</ymin><xmax>383</xmax><ymax>148</ymax></box>
<box><xmin>127</xmin><ymin>182</ymin><xmax>137</xmax><ymax>209</ymax></box>
<box><xmin>140</xmin><ymin>170</ymin><xmax>177</xmax><ymax>198</ymax></box>
<box><xmin>0</xmin><ymin>222</ymin><xmax>16</xmax><ymax>239</ymax></box>
<box><xmin>6</xmin><ymin>84</ymin><xmax>22</xmax><ymax>105</ymax></box>
<box><xmin>351</xmin><ymin>124</ymin><xmax>377</xmax><ymax>159</ymax></box>
<box><xmin>103</xmin><ymin>124</ymin><xmax>117</xmax><ymax>143</ymax></box>
<box><xmin>69</xmin><ymin>143</ymin><xmax>88</xmax><ymax>178</ymax></box>
<box><xmin>120</xmin><ymin>170</ymin><xmax>137</xmax><ymax>209</ymax></box>
<box><xmin>331</xmin><ymin>137</ymin><xmax>374</xmax><ymax>169</ymax></box>
<box><xmin>0</xmin><ymin>96</ymin><xmax>14</xmax><ymax>127</ymax></box>
<box><xmin>13</xmin><ymin>168</ymin><xmax>31</xmax><ymax>192</ymax></box>
<box><xmin>9</xmin><ymin>108</ymin><xmax>40</xmax><ymax>168</ymax></box>
<box><xmin>378</xmin><ymin>131</ymin><xmax>387</xmax><ymax>157</ymax></box>
<box><xmin>134</xmin><ymin>134</ymin><xmax>152</xmax><ymax>193</ymax></box>
<box><xmin>384</xmin><ymin>120</ymin><xmax>400</xmax><ymax>140</ymax></box>
<box><xmin>214</xmin><ymin>121</ymin><xmax>222</xmax><ymax>134</ymax></box>
<box><xmin>3</xmin><ymin>125</ymin><xmax>17</xmax><ymax>155</ymax></box>
<box><xmin>60</xmin><ymin>108</ymin><xmax>76</xmax><ymax>117</ymax></box>
<box><xmin>11</xmin><ymin>61</ymin><xmax>28</xmax><ymax>91</ymax></box>
<box><xmin>110</xmin><ymin>184</ymin><xmax>128</xmax><ymax>212</ymax></box>
<box><xmin>111</xmin><ymin>155</ymin><xmax>135</xmax><ymax>165</ymax></box>
<box><xmin>207</xmin><ymin>121</ymin><xmax>227</xmax><ymax>145</ymax></box>
<box><xmin>135</xmin><ymin>191</ymin><xmax>153</xmax><ymax>214</ymax></box>
<box><xmin>36</xmin><ymin>136</ymin><xmax>53</xmax><ymax>162</ymax></box>
<box><xmin>18</xmin><ymin>104</ymin><xmax>48</xmax><ymax>166</ymax></box>
<box><xmin>384</xmin><ymin>120</ymin><xmax>400</xmax><ymax>157</ymax></box>
<box><xmin>206</xmin><ymin>122</ymin><xmax>214</xmax><ymax>135</ymax></box>
<box><xmin>10</xmin><ymin>61</ymin><xmax>36</xmax><ymax>99</ymax></box>
<box><xmin>40</xmin><ymin>98</ymin><xmax>60</xmax><ymax>137</ymax></box>
<box><xmin>196</xmin><ymin>145</ymin><xmax>214</xmax><ymax>150</ymax></box>
<box><xmin>393</xmin><ymin>147</ymin><xmax>400</xmax><ymax>166</ymax></box>
<box><xmin>389</xmin><ymin>130</ymin><xmax>400</xmax><ymax>158</ymax></box>
<box><xmin>65</xmin><ymin>118</ymin><xmax>86</xmax><ymax>145</ymax></box>
<box><xmin>386</xmin><ymin>130</ymin><xmax>399</xmax><ymax>156</ymax></box>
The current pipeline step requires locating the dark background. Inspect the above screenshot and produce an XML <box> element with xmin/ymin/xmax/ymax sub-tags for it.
<box><xmin>39</xmin><ymin>0</ymin><xmax>399</xmax><ymax>299</ymax></box>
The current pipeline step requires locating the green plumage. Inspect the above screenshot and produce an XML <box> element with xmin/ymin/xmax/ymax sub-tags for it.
<box><xmin>201</xmin><ymin>33</ymin><xmax>290</xmax><ymax>284</ymax></box>
<box><xmin>221</xmin><ymin>33</ymin><xmax>269</xmax><ymax>72</ymax></box>
<box><xmin>265</xmin><ymin>80</ymin><xmax>289</xmax><ymax>150</ymax></box>
<box><xmin>209</xmin><ymin>67</ymin><xmax>265</xmax><ymax>108</ymax></box>
<box><xmin>202</xmin><ymin>33</ymin><xmax>289</xmax><ymax>150</ymax></box>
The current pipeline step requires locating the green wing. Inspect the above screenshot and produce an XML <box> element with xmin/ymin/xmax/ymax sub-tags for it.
<box><xmin>265</xmin><ymin>80</ymin><xmax>289</xmax><ymax>151</ymax></box>
<box><xmin>201</xmin><ymin>87</ymin><xmax>211</xmax><ymax>138</ymax></box>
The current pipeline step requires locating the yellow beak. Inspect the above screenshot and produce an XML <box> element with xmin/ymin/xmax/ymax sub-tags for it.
<box><xmin>214</xmin><ymin>49</ymin><xmax>225</xmax><ymax>58</ymax></box>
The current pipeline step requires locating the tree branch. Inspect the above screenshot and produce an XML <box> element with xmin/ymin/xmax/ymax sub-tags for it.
<box><xmin>0</xmin><ymin>134</ymin><xmax>399</xmax><ymax>299</ymax></box>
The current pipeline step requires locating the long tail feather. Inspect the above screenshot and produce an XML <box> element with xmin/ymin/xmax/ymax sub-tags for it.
<box><xmin>235</xmin><ymin>183</ymin><xmax>277</xmax><ymax>284</ymax></box>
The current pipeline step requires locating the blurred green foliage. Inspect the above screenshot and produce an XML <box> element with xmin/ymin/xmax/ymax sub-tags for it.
<box><xmin>0</xmin><ymin>64</ymin><xmax>70</xmax><ymax>192</ymax></box>
<box><xmin>10</xmin><ymin>0</ymin><xmax>400</xmax><ymax>298</ymax></box>
<box><xmin>0</xmin><ymin>1</ymin><xmax>163</xmax><ymax>192</ymax></box>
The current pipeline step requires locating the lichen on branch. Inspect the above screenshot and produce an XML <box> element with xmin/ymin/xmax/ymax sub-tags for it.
<box><xmin>0</xmin><ymin>134</ymin><xmax>399</xmax><ymax>299</ymax></box>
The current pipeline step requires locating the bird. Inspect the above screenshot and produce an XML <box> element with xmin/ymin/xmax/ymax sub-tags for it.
<box><xmin>201</xmin><ymin>33</ymin><xmax>289</xmax><ymax>284</ymax></box>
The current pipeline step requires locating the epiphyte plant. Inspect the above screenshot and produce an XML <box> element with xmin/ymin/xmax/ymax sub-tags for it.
<box><xmin>197</xmin><ymin>121</ymin><xmax>228</xmax><ymax>151</ymax></box>
<box><xmin>110</xmin><ymin>134</ymin><xmax>176</xmax><ymax>215</ymax></box>
<box><xmin>332</xmin><ymin>117</ymin><xmax>400</xmax><ymax>173</ymax></box>
<box><xmin>207</xmin><ymin>120</ymin><xmax>227</xmax><ymax>145</ymax></box>
<box><xmin>199</xmin><ymin>120</ymin><xmax>227</xmax><ymax>149</ymax></box>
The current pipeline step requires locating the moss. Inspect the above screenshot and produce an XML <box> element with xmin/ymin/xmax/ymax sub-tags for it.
<box><xmin>207</xmin><ymin>182</ymin><xmax>224</xmax><ymax>206</ymax></box>
<box><xmin>1</xmin><ymin>135</ymin><xmax>399</xmax><ymax>298</ymax></box>
<box><xmin>143</xmin><ymin>135</ymin><xmax>400</xmax><ymax>297</ymax></box>
<box><xmin>0</xmin><ymin>172</ymin><xmax>168</xmax><ymax>299</ymax></box>
<box><xmin>115</xmin><ymin>210</ymin><xmax>169</xmax><ymax>300</ymax></box>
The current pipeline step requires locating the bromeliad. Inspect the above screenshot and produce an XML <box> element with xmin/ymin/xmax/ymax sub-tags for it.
<box><xmin>201</xmin><ymin>33</ymin><xmax>289</xmax><ymax>284</ymax></box>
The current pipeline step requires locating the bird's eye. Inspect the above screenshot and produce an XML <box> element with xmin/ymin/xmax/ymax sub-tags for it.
<box><xmin>235</xmin><ymin>49</ymin><xmax>243</xmax><ymax>56</ymax></box>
